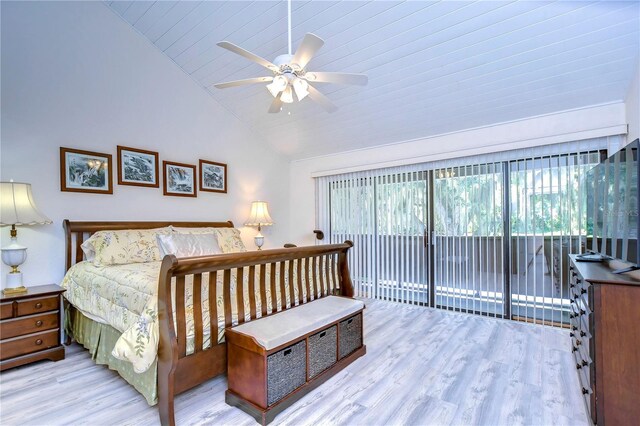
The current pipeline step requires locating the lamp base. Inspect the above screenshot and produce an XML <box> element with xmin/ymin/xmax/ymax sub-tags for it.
<box><xmin>254</xmin><ymin>231</ymin><xmax>265</xmax><ymax>251</ymax></box>
<box><xmin>5</xmin><ymin>271</ymin><xmax>23</xmax><ymax>287</ymax></box>
<box><xmin>2</xmin><ymin>286</ymin><xmax>28</xmax><ymax>296</ymax></box>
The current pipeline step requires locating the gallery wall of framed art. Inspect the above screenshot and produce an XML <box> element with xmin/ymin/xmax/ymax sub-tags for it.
<box><xmin>60</xmin><ymin>145</ymin><xmax>228</xmax><ymax>198</ymax></box>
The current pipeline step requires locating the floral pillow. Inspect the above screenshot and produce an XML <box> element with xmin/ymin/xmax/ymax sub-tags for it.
<box><xmin>213</xmin><ymin>228</ymin><xmax>247</xmax><ymax>253</ymax></box>
<box><xmin>81</xmin><ymin>227</ymin><xmax>172</xmax><ymax>266</ymax></box>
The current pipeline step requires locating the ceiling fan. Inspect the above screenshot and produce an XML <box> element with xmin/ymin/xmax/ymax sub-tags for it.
<box><xmin>213</xmin><ymin>0</ymin><xmax>368</xmax><ymax>114</ymax></box>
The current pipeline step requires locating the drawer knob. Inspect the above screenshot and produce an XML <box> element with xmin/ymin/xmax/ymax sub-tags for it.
<box><xmin>35</xmin><ymin>320</ymin><xmax>43</xmax><ymax>327</ymax></box>
<box><xmin>35</xmin><ymin>302</ymin><xmax>42</xmax><ymax>309</ymax></box>
<box><xmin>576</xmin><ymin>339</ymin><xmax>582</xmax><ymax>346</ymax></box>
<box><xmin>581</xmin><ymin>289</ymin><xmax>587</xmax><ymax>295</ymax></box>
<box><xmin>580</xmin><ymin>331</ymin><xmax>586</xmax><ymax>337</ymax></box>
<box><xmin>576</xmin><ymin>363</ymin><xmax>582</xmax><ymax>370</ymax></box>
<box><xmin>570</xmin><ymin>284</ymin><xmax>575</xmax><ymax>289</ymax></box>
<box><xmin>582</xmin><ymin>360</ymin><xmax>589</xmax><ymax>367</ymax></box>
<box><xmin>582</xmin><ymin>387</ymin><xmax>590</xmax><ymax>395</ymax></box>
<box><xmin>572</xmin><ymin>326</ymin><xmax>577</xmax><ymax>331</ymax></box>
<box><xmin>572</xmin><ymin>346</ymin><xmax>578</xmax><ymax>353</ymax></box>
<box><xmin>35</xmin><ymin>339</ymin><xmax>43</xmax><ymax>345</ymax></box>
<box><xmin>569</xmin><ymin>332</ymin><xmax>575</xmax><ymax>337</ymax></box>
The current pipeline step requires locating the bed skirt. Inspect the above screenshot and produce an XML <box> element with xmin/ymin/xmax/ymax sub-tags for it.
<box><xmin>65</xmin><ymin>304</ymin><xmax>158</xmax><ymax>405</ymax></box>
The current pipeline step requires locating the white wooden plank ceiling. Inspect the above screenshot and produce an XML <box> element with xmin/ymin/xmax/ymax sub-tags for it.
<box><xmin>107</xmin><ymin>1</ymin><xmax>640</xmax><ymax>159</ymax></box>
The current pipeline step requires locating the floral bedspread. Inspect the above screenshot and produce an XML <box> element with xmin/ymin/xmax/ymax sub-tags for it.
<box><xmin>61</xmin><ymin>259</ymin><xmax>337</xmax><ymax>373</ymax></box>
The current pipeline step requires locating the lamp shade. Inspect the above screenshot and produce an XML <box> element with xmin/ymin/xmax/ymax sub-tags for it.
<box><xmin>245</xmin><ymin>201</ymin><xmax>274</xmax><ymax>227</ymax></box>
<box><xmin>0</xmin><ymin>182</ymin><xmax>52</xmax><ymax>226</ymax></box>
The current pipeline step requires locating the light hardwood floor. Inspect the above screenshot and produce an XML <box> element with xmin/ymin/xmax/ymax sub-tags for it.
<box><xmin>0</xmin><ymin>298</ymin><xmax>588</xmax><ymax>426</ymax></box>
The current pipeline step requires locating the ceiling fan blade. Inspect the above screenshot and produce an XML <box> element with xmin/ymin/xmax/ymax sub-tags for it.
<box><xmin>268</xmin><ymin>93</ymin><xmax>283</xmax><ymax>114</ymax></box>
<box><xmin>213</xmin><ymin>76</ymin><xmax>273</xmax><ymax>89</ymax></box>
<box><xmin>306</xmin><ymin>84</ymin><xmax>337</xmax><ymax>113</ymax></box>
<box><xmin>291</xmin><ymin>33</ymin><xmax>324</xmax><ymax>70</ymax></box>
<box><xmin>217</xmin><ymin>41</ymin><xmax>279</xmax><ymax>71</ymax></box>
<box><xmin>305</xmin><ymin>72</ymin><xmax>368</xmax><ymax>86</ymax></box>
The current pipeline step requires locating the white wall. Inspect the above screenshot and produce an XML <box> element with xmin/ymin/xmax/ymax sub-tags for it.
<box><xmin>0</xmin><ymin>1</ymin><xmax>290</xmax><ymax>287</ymax></box>
<box><xmin>289</xmin><ymin>103</ymin><xmax>627</xmax><ymax>246</ymax></box>
<box><xmin>625</xmin><ymin>61</ymin><xmax>640</xmax><ymax>143</ymax></box>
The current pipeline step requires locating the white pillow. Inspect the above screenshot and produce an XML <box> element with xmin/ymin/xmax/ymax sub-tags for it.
<box><xmin>156</xmin><ymin>233</ymin><xmax>222</xmax><ymax>258</ymax></box>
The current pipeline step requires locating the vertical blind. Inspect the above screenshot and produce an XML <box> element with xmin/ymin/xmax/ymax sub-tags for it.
<box><xmin>316</xmin><ymin>136</ymin><xmax>622</xmax><ymax>326</ymax></box>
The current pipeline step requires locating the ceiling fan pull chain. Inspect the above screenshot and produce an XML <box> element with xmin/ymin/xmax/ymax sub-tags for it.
<box><xmin>288</xmin><ymin>0</ymin><xmax>292</xmax><ymax>56</ymax></box>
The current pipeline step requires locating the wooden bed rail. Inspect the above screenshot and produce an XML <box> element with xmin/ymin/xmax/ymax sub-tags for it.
<box><xmin>156</xmin><ymin>241</ymin><xmax>354</xmax><ymax>426</ymax></box>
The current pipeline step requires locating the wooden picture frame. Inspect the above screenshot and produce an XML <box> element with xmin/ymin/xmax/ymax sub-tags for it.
<box><xmin>117</xmin><ymin>146</ymin><xmax>159</xmax><ymax>188</ymax></box>
<box><xmin>163</xmin><ymin>161</ymin><xmax>197</xmax><ymax>197</ymax></box>
<box><xmin>199</xmin><ymin>159</ymin><xmax>227</xmax><ymax>194</ymax></box>
<box><xmin>60</xmin><ymin>147</ymin><xmax>113</xmax><ymax>194</ymax></box>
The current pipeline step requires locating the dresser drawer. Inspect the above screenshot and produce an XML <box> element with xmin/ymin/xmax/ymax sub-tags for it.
<box><xmin>1</xmin><ymin>302</ymin><xmax>13</xmax><ymax>320</ymax></box>
<box><xmin>1</xmin><ymin>311</ymin><xmax>59</xmax><ymax>339</ymax></box>
<box><xmin>16</xmin><ymin>296</ymin><xmax>59</xmax><ymax>316</ymax></box>
<box><xmin>0</xmin><ymin>329</ymin><xmax>59</xmax><ymax>360</ymax></box>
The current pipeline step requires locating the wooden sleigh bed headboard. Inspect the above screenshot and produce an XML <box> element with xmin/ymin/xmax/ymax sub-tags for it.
<box><xmin>63</xmin><ymin>219</ymin><xmax>234</xmax><ymax>272</ymax></box>
<box><xmin>62</xmin><ymin>219</ymin><xmax>355</xmax><ymax>426</ymax></box>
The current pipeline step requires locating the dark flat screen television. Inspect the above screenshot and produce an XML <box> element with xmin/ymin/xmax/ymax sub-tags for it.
<box><xmin>585</xmin><ymin>138</ymin><xmax>640</xmax><ymax>273</ymax></box>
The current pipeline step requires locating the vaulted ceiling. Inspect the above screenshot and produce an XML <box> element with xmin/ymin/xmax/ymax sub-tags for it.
<box><xmin>107</xmin><ymin>1</ymin><xmax>640</xmax><ymax>159</ymax></box>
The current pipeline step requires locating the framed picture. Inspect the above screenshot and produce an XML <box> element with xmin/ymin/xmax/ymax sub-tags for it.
<box><xmin>60</xmin><ymin>147</ymin><xmax>113</xmax><ymax>194</ymax></box>
<box><xmin>117</xmin><ymin>146</ymin><xmax>159</xmax><ymax>188</ymax></box>
<box><xmin>163</xmin><ymin>161</ymin><xmax>197</xmax><ymax>197</ymax></box>
<box><xmin>199</xmin><ymin>159</ymin><xmax>227</xmax><ymax>194</ymax></box>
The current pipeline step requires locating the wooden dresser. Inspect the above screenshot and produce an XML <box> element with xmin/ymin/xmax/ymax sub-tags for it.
<box><xmin>0</xmin><ymin>284</ymin><xmax>65</xmax><ymax>371</ymax></box>
<box><xmin>568</xmin><ymin>255</ymin><xmax>640</xmax><ymax>425</ymax></box>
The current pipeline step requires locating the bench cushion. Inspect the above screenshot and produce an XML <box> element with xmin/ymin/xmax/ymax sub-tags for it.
<box><xmin>232</xmin><ymin>296</ymin><xmax>364</xmax><ymax>350</ymax></box>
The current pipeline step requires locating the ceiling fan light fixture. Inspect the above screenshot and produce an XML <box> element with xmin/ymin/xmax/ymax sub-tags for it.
<box><xmin>281</xmin><ymin>85</ymin><xmax>294</xmax><ymax>104</ymax></box>
<box><xmin>293</xmin><ymin>78</ymin><xmax>309</xmax><ymax>101</ymax></box>
<box><xmin>266</xmin><ymin>75</ymin><xmax>288</xmax><ymax>97</ymax></box>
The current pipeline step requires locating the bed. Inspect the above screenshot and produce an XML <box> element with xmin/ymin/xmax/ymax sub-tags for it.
<box><xmin>61</xmin><ymin>220</ymin><xmax>354</xmax><ymax>426</ymax></box>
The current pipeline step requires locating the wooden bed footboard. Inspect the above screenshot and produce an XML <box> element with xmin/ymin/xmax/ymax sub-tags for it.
<box><xmin>157</xmin><ymin>242</ymin><xmax>354</xmax><ymax>426</ymax></box>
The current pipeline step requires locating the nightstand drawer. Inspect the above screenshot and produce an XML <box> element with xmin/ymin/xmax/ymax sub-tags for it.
<box><xmin>16</xmin><ymin>296</ymin><xmax>59</xmax><ymax>316</ymax></box>
<box><xmin>0</xmin><ymin>329</ymin><xmax>59</xmax><ymax>360</ymax></box>
<box><xmin>1</xmin><ymin>302</ymin><xmax>12</xmax><ymax>320</ymax></box>
<box><xmin>1</xmin><ymin>311</ymin><xmax>59</xmax><ymax>339</ymax></box>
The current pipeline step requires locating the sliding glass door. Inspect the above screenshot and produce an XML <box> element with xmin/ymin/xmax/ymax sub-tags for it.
<box><xmin>375</xmin><ymin>171</ymin><xmax>430</xmax><ymax>305</ymax></box>
<box><xmin>319</xmin><ymin>139</ymin><xmax>611</xmax><ymax>327</ymax></box>
<box><xmin>509</xmin><ymin>152</ymin><xmax>603</xmax><ymax>326</ymax></box>
<box><xmin>328</xmin><ymin>170</ymin><xmax>430</xmax><ymax>304</ymax></box>
<box><xmin>432</xmin><ymin>163</ymin><xmax>506</xmax><ymax>317</ymax></box>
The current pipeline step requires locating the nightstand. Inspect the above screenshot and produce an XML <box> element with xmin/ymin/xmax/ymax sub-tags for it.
<box><xmin>0</xmin><ymin>284</ymin><xmax>65</xmax><ymax>371</ymax></box>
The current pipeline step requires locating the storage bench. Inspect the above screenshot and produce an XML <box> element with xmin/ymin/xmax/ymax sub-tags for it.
<box><xmin>225</xmin><ymin>296</ymin><xmax>366</xmax><ymax>425</ymax></box>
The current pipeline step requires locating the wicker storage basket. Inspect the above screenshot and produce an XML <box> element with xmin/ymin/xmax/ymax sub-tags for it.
<box><xmin>267</xmin><ymin>340</ymin><xmax>306</xmax><ymax>406</ymax></box>
<box><xmin>308</xmin><ymin>325</ymin><xmax>337</xmax><ymax>379</ymax></box>
<box><xmin>338</xmin><ymin>313</ymin><xmax>362</xmax><ymax>359</ymax></box>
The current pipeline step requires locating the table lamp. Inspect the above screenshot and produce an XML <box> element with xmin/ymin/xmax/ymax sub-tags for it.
<box><xmin>244</xmin><ymin>201</ymin><xmax>273</xmax><ymax>250</ymax></box>
<box><xmin>0</xmin><ymin>181</ymin><xmax>52</xmax><ymax>295</ymax></box>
